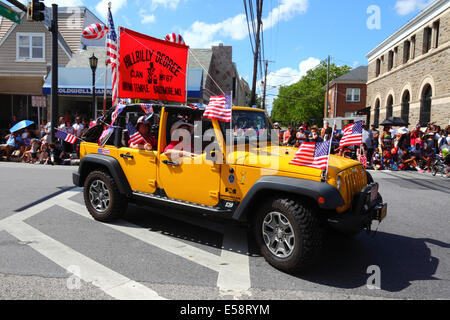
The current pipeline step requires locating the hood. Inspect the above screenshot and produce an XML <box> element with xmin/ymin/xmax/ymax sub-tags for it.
<box><xmin>226</xmin><ymin>144</ymin><xmax>361</xmax><ymax>179</ymax></box>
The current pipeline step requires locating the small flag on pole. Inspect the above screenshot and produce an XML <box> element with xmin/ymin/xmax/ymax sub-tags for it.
<box><xmin>98</xmin><ymin>125</ymin><xmax>114</xmax><ymax>147</ymax></box>
<box><xmin>290</xmin><ymin>140</ymin><xmax>331</xmax><ymax>170</ymax></box>
<box><xmin>203</xmin><ymin>94</ymin><xmax>232</xmax><ymax>122</ymax></box>
<box><xmin>55</xmin><ymin>130</ymin><xmax>78</xmax><ymax>144</ymax></box>
<box><xmin>111</xmin><ymin>102</ymin><xmax>126</xmax><ymax>126</ymax></box>
<box><xmin>126</xmin><ymin>122</ymin><xmax>145</xmax><ymax>146</ymax></box>
<box><xmin>140</xmin><ymin>104</ymin><xmax>154</xmax><ymax>115</ymax></box>
<box><xmin>339</xmin><ymin>120</ymin><xmax>363</xmax><ymax>147</ymax></box>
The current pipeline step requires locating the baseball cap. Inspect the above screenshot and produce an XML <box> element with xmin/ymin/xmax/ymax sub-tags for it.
<box><xmin>170</xmin><ymin>120</ymin><xmax>193</xmax><ymax>137</ymax></box>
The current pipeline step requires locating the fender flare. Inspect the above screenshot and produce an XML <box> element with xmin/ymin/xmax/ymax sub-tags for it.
<box><xmin>74</xmin><ymin>153</ymin><xmax>132</xmax><ymax>196</ymax></box>
<box><xmin>232</xmin><ymin>176</ymin><xmax>345</xmax><ymax>221</ymax></box>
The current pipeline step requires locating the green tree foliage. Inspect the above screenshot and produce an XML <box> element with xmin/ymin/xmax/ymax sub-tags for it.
<box><xmin>270</xmin><ymin>61</ymin><xmax>351</xmax><ymax>125</ymax></box>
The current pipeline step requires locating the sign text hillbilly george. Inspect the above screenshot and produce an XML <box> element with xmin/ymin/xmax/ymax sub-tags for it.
<box><xmin>119</xmin><ymin>27</ymin><xmax>188</xmax><ymax>103</ymax></box>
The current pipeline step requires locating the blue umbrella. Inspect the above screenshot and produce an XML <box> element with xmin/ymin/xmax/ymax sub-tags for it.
<box><xmin>10</xmin><ymin>120</ymin><xmax>34</xmax><ymax>133</ymax></box>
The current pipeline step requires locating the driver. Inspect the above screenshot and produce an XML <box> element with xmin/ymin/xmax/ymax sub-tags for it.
<box><xmin>129</xmin><ymin>116</ymin><xmax>158</xmax><ymax>151</ymax></box>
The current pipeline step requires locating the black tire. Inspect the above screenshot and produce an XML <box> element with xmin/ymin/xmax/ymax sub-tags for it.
<box><xmin>83</xmin><ymin>170</ymin><xmax>128</xmax><ymax>222</ymax></box>
<box><xmin>253</xmin><ymin>198</ymin><xmax>324</xmax><ymax>273</ymax></box>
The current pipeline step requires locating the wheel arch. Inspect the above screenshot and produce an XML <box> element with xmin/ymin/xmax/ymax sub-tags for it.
<box><xmin>232</xmin><ymin>176</ymin><xmax>345</xmax><ymax>223</ymax></box>
<box><xmin>76</xmin><ymin>154</ymin><xmax>132</xmax><ymax>196</ymax></box>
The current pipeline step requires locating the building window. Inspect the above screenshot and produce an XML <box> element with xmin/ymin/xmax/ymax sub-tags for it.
<box><xmin>16</xmin><ymin>33</ymin><xmax>45</xmax><ymax>61</ymax></box>
<box><xmin>386</xmin><ymin>95</ymin><xmax>393</xmax><ymax>119</ymax></box>
<box><xmin>411</xmin><ymin>35</ymin><xmax>416</xmax><ymax>59</ymax></box>
<box><xmin>403</xmin><ymin>40</ymin><xmax>411</xmax><ymax>63</ymax></box>
<box><xmin>346</xmin><ymin>88</ymin><xmax>360</xmax><ymax>102</ymax></box>
<box><xmin>420</xmin><ymin>85</ymin><xmax>432</xmax><ymax>126</ymax></box>
<box><xmin>388</xmin><ymin>50</ymin><xmax>394</xmax><ymax>71</ymax></box>
<box><xmin>401</xmin><ymin>91</ymin><xmax>410</xmax><ymax>124</ymax></box>
<box><xmin>374</xmin><ymin>99</ymin><xmax>380</xmax><ymax>127</ymax></box>
<box><xmin>376</xmin><ymin>59</ymin><xmax>381</xmax><ymax>77</ymax></box>
<box><xmin>423</xmin><ymin>27</ymin><xmax>432</xmax><ymax>54</ymax></box>
<box><xmin>433</xmin><ymin>20</ymin><xmax>440</xmax><ymax>48</ymax></box>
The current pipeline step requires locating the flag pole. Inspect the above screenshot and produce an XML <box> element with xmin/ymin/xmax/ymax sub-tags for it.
<box><xmin>323</xmin><ymin>119</ymin><xmax>336</xmax><ymax>183</ymax></box>
<box><xmin>102</xmin><ymin>2</ymin><xmax>111</xmax><ymax>117</ymax></box>
<box><xmin>230</xmin><ymin>91</ymin><xmax>233</xmax><ymax>152</ymax></box>
<box><xmin>185</xmin><ymin>47</ymin><xmax>190</xmax><ymax>106</ymax></box>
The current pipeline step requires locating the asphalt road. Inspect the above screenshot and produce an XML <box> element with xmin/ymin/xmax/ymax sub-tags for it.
<box><xmin>0</xmin><ymin>162</ymin><xmax>449</xmax><ymax>300</ymax></box>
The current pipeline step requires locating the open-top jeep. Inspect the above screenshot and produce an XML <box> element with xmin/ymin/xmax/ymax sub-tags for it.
<box><xmin>73</xmin><ymin>104</ymin><xmax>387</xmax><ymax>273</ymax></box>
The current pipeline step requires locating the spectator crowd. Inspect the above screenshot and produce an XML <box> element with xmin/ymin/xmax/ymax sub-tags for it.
<box><xmin>0</xmin><ymin>114</ymin><xmax>92</xmax><ymax>165</ymax></box>
<box><xmin>274</xmin><ymin>121</ymin><xmax>450</xmax><ymax>177</ymax></box>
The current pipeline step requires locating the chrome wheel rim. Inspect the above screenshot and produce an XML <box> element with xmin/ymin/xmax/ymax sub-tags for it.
<box><xmin>88</xmin><ymin>180</ymin><xmax>110</xmax><ymax>213</ymax></box>
<box><xmin>262</xmin><ymin>211</ymin><xmax>295</xmax><ymax>258</ymax></box>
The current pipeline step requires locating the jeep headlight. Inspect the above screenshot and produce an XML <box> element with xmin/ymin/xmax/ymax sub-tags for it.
<box><xmin>337</xmin><ymin>176</ymin><xmax>342</xmax><ymax>190</ymax></box>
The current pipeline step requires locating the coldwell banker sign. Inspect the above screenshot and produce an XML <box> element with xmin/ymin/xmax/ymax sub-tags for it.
<box><xmin>119</xmin><ymin>27</ymin><xmax>189</xmax><ymax>103</ymax></box>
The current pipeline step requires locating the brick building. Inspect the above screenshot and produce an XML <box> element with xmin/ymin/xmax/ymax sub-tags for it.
<box><xmin>324</xmin><ymin>66</ymin><xmax>368</xmax><ymax>120</ymax></box>
<box><xmin>366</xmin><ymin>0</ymin><xmax>450</xmax><ymax>129</ymax></box>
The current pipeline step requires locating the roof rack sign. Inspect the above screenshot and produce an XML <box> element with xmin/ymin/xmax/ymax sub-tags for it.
<box><xmin>119</xmin><ymin>27</ymin><xmax>189</xmax><ymax>103</ymax></box>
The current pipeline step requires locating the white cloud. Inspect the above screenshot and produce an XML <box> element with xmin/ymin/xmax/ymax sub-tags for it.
<box><xmin>183</xmin><ymin>14</ymin><xmax>248</xmax><ymax>48</ymax></box>
<box><xmin>149</xmin><ymin>0</ymin><xmax>181</xmax><ymax>11</ymax></box>
<box><xmin>95</xmin><ymin>0</ymin><xmax>127</xmax><ymax>20</ymax></box>
<box><xmin>139</xmin><ymin>9</ymin><xmax>155</xmax><ymax>24</ymax></box>
<box><xmin>262</xmin><ymin>0</ymin><xmax>309</xmax><ymax>30</ymax></box>
<box><xmin>183</xmin><ymin>0</ymin><xmax>309</xmax><ymax>48</ymax></box>
<box><xmin>395</xmin><ymin>0</ymin><xmax>433</xmax><ymax>15</ymax></box>
<box><xmin>259</xmin><ymin>57</ymin><xmax>321</xmax><ymax>114</ymax></box>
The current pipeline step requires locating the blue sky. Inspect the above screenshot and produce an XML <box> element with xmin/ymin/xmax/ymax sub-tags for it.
<box><xmin>38</xmin><ymin>0</ymin><xmax>436</xmax><ymax>111</ymax></box>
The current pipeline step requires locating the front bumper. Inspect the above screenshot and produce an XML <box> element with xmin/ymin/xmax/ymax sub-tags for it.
<box><xmin>73</xmin><ymin>172</ymin><xmax>81</xmax><ymax>187</ymax></box>
<box><xmin>328</xmin><ymin>183</ymin><xmax>387</xmax><ymax>234</ymax></box>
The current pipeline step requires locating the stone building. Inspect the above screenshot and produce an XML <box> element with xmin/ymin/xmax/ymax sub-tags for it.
<box><xmin>366</xmin><ymin>0</ymin><xmax>450</xmax><ymax>129</ymax></box>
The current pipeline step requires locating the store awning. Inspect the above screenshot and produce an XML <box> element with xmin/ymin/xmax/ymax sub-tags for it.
<box><xmin>43</xmin><ymin>67</ymin><xmax>203</xmax><ymax>98</ymax></box>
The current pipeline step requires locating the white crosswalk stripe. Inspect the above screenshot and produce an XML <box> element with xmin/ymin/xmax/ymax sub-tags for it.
<box><xmin>0</xmin><ymin>188</ymin><xmax>253</xmax><ymax>299</ymax></box>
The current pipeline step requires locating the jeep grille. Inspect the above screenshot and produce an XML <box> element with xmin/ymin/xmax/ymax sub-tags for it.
<box><xmin>340</xmin><ymin>166</ymin><xmax>367</xmax><ymax>205</ymax></box>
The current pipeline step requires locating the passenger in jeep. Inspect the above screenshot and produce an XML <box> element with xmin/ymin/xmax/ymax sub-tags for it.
<box><xmin>130</xmin><ymin>116</ymin><xmax>158</xmax><ymax>151</ymax></box>
<box><xmin>164</xmin><ymin>120</ymin><xmax>195</xmax><ymax>159</ymax></box>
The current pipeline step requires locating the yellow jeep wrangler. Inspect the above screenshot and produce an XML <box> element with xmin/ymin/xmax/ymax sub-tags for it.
<box><xmin>73</xmin><ymin>104</ymin><xmax>387</xmax><ymax>272</ymax></box>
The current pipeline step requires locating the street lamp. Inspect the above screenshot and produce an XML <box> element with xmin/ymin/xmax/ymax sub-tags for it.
<box><xmin>89</xmin><ymin>54</ymin><xmax>98</xmax><ymax>119</ymax></box>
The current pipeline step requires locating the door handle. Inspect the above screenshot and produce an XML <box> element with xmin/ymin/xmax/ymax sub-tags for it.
<box><xmin>162</xmin><ymin>160</ymin><xmax>180</xmax><ymax>166</ymax></box>
<box><xmin>120</xmin><ymin>153</ymin><xmax>134</xmax><ymax>160</ymax></box>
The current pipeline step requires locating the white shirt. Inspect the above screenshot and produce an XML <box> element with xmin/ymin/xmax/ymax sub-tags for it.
<box><xmin>73</xmin><ymin>123</ymin><xmax>84</xmax><ymax>137</ymax></box>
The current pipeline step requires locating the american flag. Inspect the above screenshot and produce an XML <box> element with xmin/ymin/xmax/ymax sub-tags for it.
<box><xmin>55</xmin><ymin>130</ymin><xmax>77</xmax><ymax>144</ymax></box>
<box><xmin>290</xmin><ymin>140</ymin><xmax>331</xmax><ymax>170</ymax></box>
<box><xmin>203</xmin><ymin>94</ymin><xmax>232</xmax><ymax>122</ymax></box>
<box><xmin>111</xmin><ymin>102</ymin><xmax>126</xmax><ymax>126</ymax></box>
<box><xmin>126</xmin><ymin>122</ymin><xmax>145</xmax><ymax>146</ymax></box>
<box><xmin>140</xmin><ymin>104</ymin><xmax>154</xmax><ymax>115</ymax></box>
<box><xmin>106</xmin><ymin>6</ymin><xmax>119</xmax><ymax>107</ymax></box>
<box><xmin>98</xmin><ymin>125</ymin><xmax>114</xmax><ymax>147</ymax></box>
<box><xmin>339</xmin><ymin>121</ymin><xmax>363</xmax><ymax>147</ymax></box>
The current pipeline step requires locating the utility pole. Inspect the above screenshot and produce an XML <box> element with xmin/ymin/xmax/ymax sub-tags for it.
<box><xmin>262</xmin><ymin>60</ymin><xmax>268</xmax><ymax>110</ymax></box>
<box><xmin>250</xmin><ymin>0</ymin><xmax>263</xmax><ymax>107</ymax></box>
<box><xmin>50</xmin><ymin>4</ymin><xmax>58</xmax><ymax>143</ymax></box>
<box><xmin>262</xmin><ymin>60</ymin><xmax>274</xmax><ymax>110</ymax></box>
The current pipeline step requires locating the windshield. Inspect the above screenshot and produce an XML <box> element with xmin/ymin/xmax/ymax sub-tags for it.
<box><xmin>220</xmin><ymin>110</ymin><xmax>274</xmax><ymax>144</ymax></box>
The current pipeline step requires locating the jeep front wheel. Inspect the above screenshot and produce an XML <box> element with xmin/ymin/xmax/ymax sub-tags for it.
<box><xmin>83</xmin><ymin>170</ymin><xmax>127</xmax><ymax>222</ymax></box>
<box><xmin>254</xmin><ymin>198</ymin><xmax>323</xmax><ymax>273</ymax></box>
